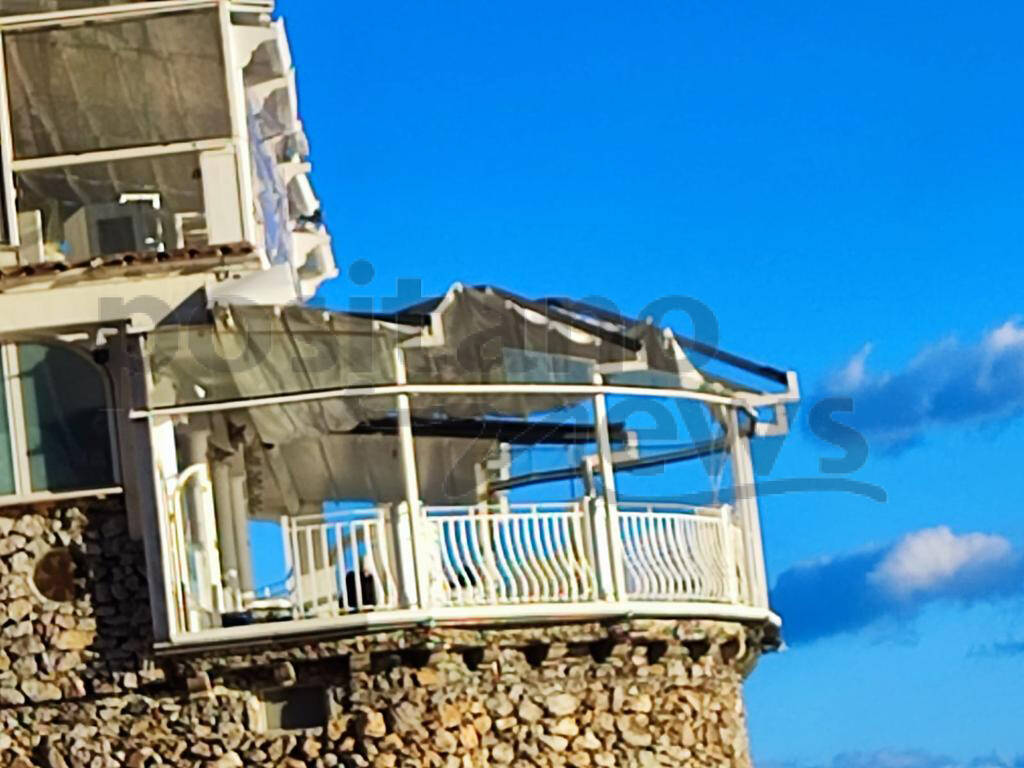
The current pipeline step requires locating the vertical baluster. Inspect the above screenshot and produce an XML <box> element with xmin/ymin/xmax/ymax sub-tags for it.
<box><xmin>301</xmin><ymin>528</ymin><xmax>315</xmax><ymax>618</ymax></box>
<box><xmin>438</xmin><ymin>519</ymin><xmax>459</xmax><ymax>606</ymax></box>
<box><xmin>333</xmin><ymin>522</ymin><xmax>346</xmax><ymax>615</ymax></box>
<box><xmin>467</xmin><ymin>514</ymin><xmax>491</xmax><ymax>605</ymax></box>
<box><xmin>700</xmin><ymin>518</ymin><xmax>721</xmax><ymax>599</ymax></box>
<box><xmin>661</xmin><ymin>516</ymin><xmax>687</xmax><ymax>598</ymax></box>
<box><xmin>480</xmin><ymin>512</ymin><xmax>503</xmax><ymax>604</ymax></box>
<box><xmin>511</xmin><ymin>514</ymin><xmax>540</xmax><ymax>601</ymax></box>
<box><xmin>534</xmin><ymin>511</ymin><xmax>561</xmax><ymax>600</ymax></box>
<box><xmin>287</xmin><ymin>519</ymin><xmax>303</xmax><ymax>618</ymax></box>
<box><xmin>671</xmin><ymin>516</ymin><xmax>698</xmax><ymax>597</ymax></box>
<box><xmin>516</xmin><ymin>513</ymin><xmax>541</xmax><ymax>602</ymax></box>
<box><xmin>458</xmin><ymin>517</ymin><xmax>484</xmax><ymax>605</ymax></box>
<box><xmin>362</xmin><ymin>521</ymin><xmax>383</xmax><ymax>610</ymax></box>
<box><xmin>374</xmin><ymin>507</ymin><xmax>397</xmax><ymax>607</ymax></box>
<box><xmin>643</xmin><ymin>509</ymin><xmax>668</xmax><ymax>599</ymax></box>
<box><xmin>632</xmin><ymin>515</ymin><xmax>655</xmax><ymax>599</ymax></box>
<box><xmin>569</xmin><ymin>503</ymin><xmax>596</xmax><ymax>599</ymax></box>
<box><xmin>494</xmin><ymin>518</ymin><xmax>522</xmax><ymax>603</ymax></box>
<box><xmin>654</xmin><ymin>516</ymin><xmax>684</xmax><ymax>599</ymax></box>
<box><xmin>551</xmin><ymin>515</ymin><xmax>576</xmax><ymax>601</ymax></box>
<box><xmin>446</xmin><ymin>515</ymin><xmax>470</xmax><ymax>605</ymax></box>
<box><xmin>313</xmin><ymin>524</ymin><xmax>325</xmax><ymax>614</ymax></box>
<box><xmin>617</xmin><ymin>514</ymin><xmax>642</xmax><ymax>599</ymax></box>
<box><xmin>280</xmin><ymin>516</ymin><xmax>295</xmax><ymax>617</ymax></box>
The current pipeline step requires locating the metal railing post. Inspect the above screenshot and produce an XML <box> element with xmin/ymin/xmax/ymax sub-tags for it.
<box><xmin>394</xmin><ymin>348</ymin><xmax>428</xmax><ymax>608</ymax></box>
<box><xmin>591</xmin><ymin>496</ymin><xmax>624</xmax><ymax>601</ymax></box>
<box><xmin>727</xmin><ymin>410</ymin><xmax>769</xmax><ymax>609</ymax></box>
<box><xmin>392</xmin><ymin>501</ymin><xmax>422</xmax><ymax>608</ymax></box>
<box><xmin>591</xmin><ymin>375</ymin><xmax>625</xmax><ymax>601</ymax></box>
<box><xmin>280</xmin><ymin>515</ymin><xmax>298</xmax><ymax>618</ymax></box>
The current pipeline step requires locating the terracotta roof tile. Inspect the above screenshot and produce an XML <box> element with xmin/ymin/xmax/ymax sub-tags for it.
<box><xmin>0</xmin><ymin>242</ymin><xmax>258</xmax><ymax>289</ymax></box>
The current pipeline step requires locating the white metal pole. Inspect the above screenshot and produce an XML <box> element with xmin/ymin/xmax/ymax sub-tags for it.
<box><xmin>219</xmin><ymin>1</ymin><xmax>259</xmax><ymax>246</ymax></box>
<box><xmin>0</xmin><ymin>33</ymin><xmax>21</xmax><ymax>248</ymax></box>
<box><xmin>727</xmin><ymin>410</ymin><xmax>768</xmax><ymax>609</ymax></box>
<box><xmin>148</xmin><ymin>416</ymin><xmax>187</xmax><ymax>641</ymax></box>
<box><xmin>393</xmin><ymin>348</ymin><xmax>426</xmax><ymax>607</ymax></box>
<box><xmin>592</xmin><ymin>374</ymin><xmax>624</xmax><ymax>600</ymax></box>
<box><xmin>230</xmin><ymin>471</ymin><xmax>254</xmax><ymax>601</ymax></box>
<box><xmin>211</xmin><ymin>460</ymin><xmax>240</xmax><ymax>611</ymax></box>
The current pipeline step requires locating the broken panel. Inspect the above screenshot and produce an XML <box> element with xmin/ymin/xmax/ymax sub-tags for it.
<box><xmin>4</xmin><ymin>9</ymin><xmax>230</xmax><ymax>158</ymax></box>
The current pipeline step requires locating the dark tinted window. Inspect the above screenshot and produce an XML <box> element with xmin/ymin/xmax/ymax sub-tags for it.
<box><xmin>18</xmin><ymin>343</ymin><xmax>115</xmax><ymax>492</ymax></box>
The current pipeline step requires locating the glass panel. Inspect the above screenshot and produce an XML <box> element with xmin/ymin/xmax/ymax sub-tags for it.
<box><xmin>0</xmin><ymin>356</ymin><xmax>15</xmax><ymax>495</ymax></box>
<box><xmin>17</xmin><ymin>343</ymin><xmax>115</xmax><ymax>492</ymax></box>
<box><xmin>15</xmin><ymin>151</ymin><xmax>209</xmax><ymax>261</ymax></box>
<box><xmin>4</xmin><ymin>9</ymin><xmax>230</xmax><ymax>158</ymax></box>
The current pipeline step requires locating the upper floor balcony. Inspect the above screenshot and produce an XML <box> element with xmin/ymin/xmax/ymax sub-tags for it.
<box><xmin>0</xmin><ymin>0</ymin><xmax>336</xmax><ymax>330</ymax></box>
<box><xmin>130</xmin><ymin>284</ymin><xmax>798</xmax><ymax>649</ymax></box>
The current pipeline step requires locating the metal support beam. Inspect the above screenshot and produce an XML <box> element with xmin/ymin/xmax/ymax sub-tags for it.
<box><xmin>0</xmin><ymin>33</ymin><xmax>19</xmax><ymax>247</ymax></box>
<box><xmin>393</xmin><ymin>348</ymin><xmax>424</xmax><ymax>608</ymax></box>
<box><xmin>592</xmin><ymin>373</ymin><xmax>624</xmax><ymax>599</ymax></box>
<box><xmin>219</xmin><ymin>2</ymin><xmax>259</xmax><ymax>247</ymax></box>
<box><xmin>727</xmin><ymin>409</ymin><xmax>769</xmax><ymax>609</ymax></box>
<box><xmin>132</xmin><ymin>381</ymin><xmax>744</xmax><ymax>421</ymax></box>
<box><xmin>211</xmin><ymin>460</ymin><xmax>241</xmax><ymax>611</ymax></box>
<box><xmin>229</xmin><ymin>468</ymin><xmax>254</xmax><ymax>598</ymax></box>
<box><xmin>9</xmin><ymin>138</ymin><xmax>234</xmax><ymax>173</ymax></box>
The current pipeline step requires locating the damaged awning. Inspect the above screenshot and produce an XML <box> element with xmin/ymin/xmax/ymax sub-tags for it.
<box><xmin>143</xmin><ymin>284</ymin><xmax>775</xmax><ymax>512</ymax></box>
<box><xmin>146</xmin><ymin>283</ymin><xmax>713</xmax><ymax>423</ymax></box>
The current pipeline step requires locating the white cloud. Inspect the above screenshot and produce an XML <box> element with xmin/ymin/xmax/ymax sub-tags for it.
<box><xmin>984</xmin><ymin>318</ymin><xmax>1024</xmax><ymax>353</ymax></box>
<box><xmin>828</xmin><ymin>342</ymin><xmax>875</xmax><ymax>391</ymax></box>
<box><xmin>771</xmin><ymin>526</ymin><xmax>1024</xmax><ymax>644</ymax></box>
<box><xmin>868</xmin><ymin>527</ymin><xmax>1014</xmax><ymax>599</ymax></box>
<box><xmin>816</xmin><ymin>319</ymin><xmax>1024</xmax><ymax>450</ymax></box>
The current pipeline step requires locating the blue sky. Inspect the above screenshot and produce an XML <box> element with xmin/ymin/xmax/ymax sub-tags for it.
<box><xmin>278</xmin><ymin>1</ymin><xmax>1024</xmax><ymax>764</ymax></box>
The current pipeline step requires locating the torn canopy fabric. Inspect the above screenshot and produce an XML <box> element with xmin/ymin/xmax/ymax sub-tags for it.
<box><xmin>145</xmin><ymin>285</ymin><xmax>710</xmax><ymax>510</ymax></box>
<box><xmin>146</xmin><ymin>285</ymin><xmax>708</xmax><ymax>424</ymax></box>
<box><xmin>245</xmin><ymin>432</ymin><xmax>495</xmax><ymax>515</ymax></box>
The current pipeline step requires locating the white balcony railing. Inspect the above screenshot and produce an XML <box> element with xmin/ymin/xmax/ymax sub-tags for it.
<box><xmin>281</xmin><ymin>507</ymin><xmax>399</xmax><ymax>619</ymax></box>
<box><xmin>273</xmin><ymin>497</ymin><xmax>751</xmax><ymax>619</ymax></box>
<box><xmin>614</xmin><ymin>502</ymin><xmax>742</xmax><ymax>604</ymax></box>
<box><xmin>421</xmin><ymin>502</ymin><xmax>598</xmax><ymax>608</ymax></box>
<box><xmin>163</xmin><ymin>490</ymin><xmax>763</xmax><ymax>641</ymax></box>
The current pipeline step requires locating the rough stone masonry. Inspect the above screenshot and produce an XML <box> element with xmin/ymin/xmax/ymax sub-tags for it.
<box><xmin>0</xmin><ymin>504</ymin><xmax>767</xmax><ymax>768</ymax></box>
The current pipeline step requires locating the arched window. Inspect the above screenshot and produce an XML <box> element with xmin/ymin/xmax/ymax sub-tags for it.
<box><xmin>0</xmin><ymin>341</ymin><xmax>117</xmax><ymax>499</ymax></box>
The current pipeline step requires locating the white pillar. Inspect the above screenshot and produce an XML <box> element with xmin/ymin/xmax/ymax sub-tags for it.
<box><xmin>393</xmin><ymin>348</ymin><xmax>425</xmax><ymax>607</ymax></box>
<box><xmin>727</xmin><ymin>410</ymin><xmax>769</xmax><ymax>609</ymax></box>
<box><xmin>211</xmin><ymin>460</ymin><xmax>240</xmax><ymax>611</ymax></box>
<box><xmin>230</xmin><ymin>469</ymin><xmax>254</xmax><ymax>600</ymax></box>
<box><xmin>592</xmin><ymin>374</ymin><xmax>624</xmax><ymax>600</ymax></box>
<box><xmin>185</xmin><ymin>428</ymin><xmax>212</xmax><ymax>548</ymax></box>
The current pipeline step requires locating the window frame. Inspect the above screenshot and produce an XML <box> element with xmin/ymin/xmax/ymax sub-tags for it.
<box><xmin>0</xmin><ymin>339</ymin><xmax>122</xmax><ymax>508</ymax></box>
<box><xmin>0</xmin><ymin>0</ymin><xmax>259</xmax><ymax>249</ymax></box>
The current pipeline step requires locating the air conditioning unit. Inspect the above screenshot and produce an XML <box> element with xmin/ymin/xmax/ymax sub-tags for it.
<box><xmin>63</xmin><ymin>201</ymin><xmax>172</xmax><ymax>262</ymax></box>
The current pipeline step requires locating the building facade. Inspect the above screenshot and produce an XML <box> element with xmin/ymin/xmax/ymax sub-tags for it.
<box><xmin>0</xmin><ymin>2</ymin><xmax>799</xmax><ymax>766</ymax></box>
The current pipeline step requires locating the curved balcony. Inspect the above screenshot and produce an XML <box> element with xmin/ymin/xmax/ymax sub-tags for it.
<box><xmin>159</xmin><ymin>489</ymin><xmax>769</xmax><ymax>649</ymax></box>
<box><xmin>279</xmin><ymin>499</ymin><xmax>751</xmax><ymax>619</ymax></box>
<box><xmin>139</xmin><ymin>287</ymin><xmax>796</xmax><ymax>649</ymax></box>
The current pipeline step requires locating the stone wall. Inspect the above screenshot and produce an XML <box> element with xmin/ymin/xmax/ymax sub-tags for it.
<box><xmin>1</xmin><ymin>505</ymin><xmax>765</xmax><ymax>768</ymax></box>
